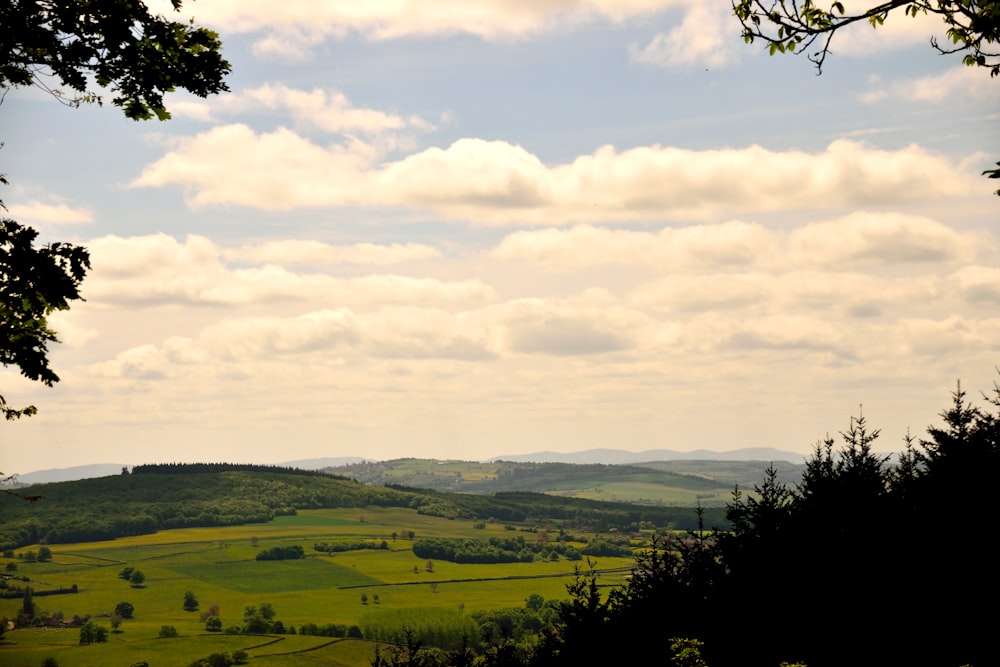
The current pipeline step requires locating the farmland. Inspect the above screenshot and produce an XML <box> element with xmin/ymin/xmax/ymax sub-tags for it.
<box><xmin>0</xmin><ymin>507</ymin><xmax>638</xmax><ymax>667</ymax></box>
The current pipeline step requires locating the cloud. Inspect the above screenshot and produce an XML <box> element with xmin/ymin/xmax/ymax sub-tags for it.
<box><xmin>832</xmin><ymin>7</ymin><xmax>951</xmax><ymax>56</ymax></box>
<box><xmin>630</xmin><ymin>4</ymin><xmax>739</xmax><ymax>69</ymax></box>
<box><xmin>787</xmin><ymin>211</ymin><xmax>977</xmax><ymax>266</ymax></box>
<box><xmin>493</xmin><ymin>221</ymin><xmax>775</xmax><ymax>269</ymax></box>
<box><xmin>132</xmin><ymin>131</ymin><xmax>982</xmax><ymax>222</ymax></box>
<box><xmin>155</xmin><ymin>0</ymin><xmax>688</xmax><ymax>52</ymax></box>
<box><xmin>630</xmin><ymin>271</ymin><xmax>942</xmax><ymax>320</ymax></box>
<box><xmin>130</xmin><ymin>124</ymin><xmax>374</xmax><ymax>209</ymax></box>
<box><xmin>949</xmin><ymin>266</ymin><xmax>1000</xmax><ymax>305</ymax></box>
<box><xmin>6</xmin><ymin>200</ymin><xmax>93</xmax><ymax>225</ymax></box>
<box><xmin>227</xmin><ymin>240</ymin><xmax>442</xmax><ymax>266</ymax></box>
<box><xmin>84</xmin><ymin>234</ymin><xmax>492</xmax><ymax>306</ymax></box>
<box><xmin>174</xmin><ymin>84</ymin><xmax>434</xmax><ymax>135</ymax></box>
<box><xmin>861</xmin><ymin>66</ymin><xmax>1000</xmax><ymax>104</ymax></box>
<box><xmin>492</xmin><ymin>212</ymin><xmax>979</xmax><ymax>271</ymax></box>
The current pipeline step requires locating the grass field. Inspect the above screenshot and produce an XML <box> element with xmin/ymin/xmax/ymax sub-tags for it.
<box><xmin>0</xmin><ymin>508</ymin><xmax>637</xmax><ymax>667</ymax></box>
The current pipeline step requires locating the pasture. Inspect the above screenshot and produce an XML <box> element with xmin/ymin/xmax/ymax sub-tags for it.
<box><xmin>0</xmin><ymin>507</ymin><xmax>637</xmax><ymax>666</ymax></box>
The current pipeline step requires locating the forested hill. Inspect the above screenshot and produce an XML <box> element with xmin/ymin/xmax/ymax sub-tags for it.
<box><xmin>327</xmin><ymin>458</ymin><xmax>804</xmax><ymax>502</ymax></box>
<box><xmin>0</xmin><ymin>464</ymin><xmax>724</xmax><ymax>551</ymax></box>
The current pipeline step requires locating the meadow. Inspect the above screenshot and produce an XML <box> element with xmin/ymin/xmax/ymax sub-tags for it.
<box><xmin>0</xmin><ymin>507</ymin><xmax>637</xmax><ymax>667</ymax></box>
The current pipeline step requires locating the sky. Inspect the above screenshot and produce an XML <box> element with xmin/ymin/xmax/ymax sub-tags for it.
<box><xmin>2</xmin><ymin>0</ymin><xmax>998</xmax><ymax>474</ymax></box>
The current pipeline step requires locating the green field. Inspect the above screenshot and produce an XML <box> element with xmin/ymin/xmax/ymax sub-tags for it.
<box><xmin>0</xmin><ymin>508</ymin><xmax>637</xmax><ymax>667</ymax></box>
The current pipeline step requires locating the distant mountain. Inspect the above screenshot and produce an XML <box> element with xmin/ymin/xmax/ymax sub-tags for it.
<box><xmin>487</xmin><ymin>447</ymin><xmax>806</xmax><ymax>464</ymax></box>
<box><xmin>13</xmin><ymin>464</ymin><xmax>128</xmax><ymax>485</ymax></box>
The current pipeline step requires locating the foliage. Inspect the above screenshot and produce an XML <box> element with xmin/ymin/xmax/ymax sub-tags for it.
<box><xmin>242</xmin><ymin>602</ymin><xmax>279</xmax><ymax>633</ymax></box>
<box><xmin>128</xmin><ymin>569</ymin><xmax>145</xmax><ymax>587</ymax></box>
<box><xmin>158</xmin><ymin>624</ymin><xmax>178</xmax><ymax>638</ymax></box>
<box><xmin>0</xmin><ymin>0</ymin><xmax>231</xmax><ymax>120</ymax></box>
<box><xmin>78</xmin><ymin>621</ymin><xmax>108</xmax><ymax>644</ymax></box>
<box><xmin>113</xmin><ymin>601</ymin><xmax>134</xmax><ymax>619</ymax></box>
<box><xmin>733</xmin><ymin>0</ymin><xmax>1000</xmax><ymax>76</ymax></box>
<box><xmin>413</xmin><ymin>537</ymin><xmax>535</xmax><ymax>564</ymax></box>
<box><xmin>526</xmin><ymin>378</ymin><xmax>1000</xmax><ymax>667</ymax></box>
<box><xmin>0</xmin><ymin>468</ymin><xmax>721</xmax><ymax>551</ymax></box>
<box><xmin>361</xmin><ymin>608</ymin><xmax>481</xmax><ymax>652</ymax></box>
<box><xmin>255</xmin><ymin>544</ymin><xmax>305</xmax><ymax>561</ymax></box>
<box><xmin>734</xmin><ymin>0</ymin><xmax>1000</xmax><ymax>193</ymax></box>
<box><xmin>314</xmin><ymin>539</ymin><xmax>390</xmax><ymax>553</ymax></box>
<box><xmin>183</xmin><ymin>590</ymin><xmax>199</xmax><ymax>611</ymax></box>
<box><xmin>0</xmin><ymin>217</ymin><xmax>90</xmax><ymax>420</ymax></box>
<box><xmin>669</xmin><ymin>638</ymin><xmax>709</xmax><ymax>667</ymax></box>
<box><xmin>20</xmin><ymin>585</ymin><xmax>33</xmax><ymax>617</ymax></box>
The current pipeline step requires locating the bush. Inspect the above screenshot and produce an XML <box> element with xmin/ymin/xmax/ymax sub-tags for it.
<box><xmin>158</xmin><ymin>625</ymin><xmax>178</xmax><ymax>638</ymax></box>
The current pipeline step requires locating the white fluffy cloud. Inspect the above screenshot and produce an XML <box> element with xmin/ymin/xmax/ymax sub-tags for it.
<box><xmin>861</xmin><ymin>66</ymin><xmax>1000</xmax><ymax>104</ymax></box>
<box><xmin>152</xmin><ymin>0</ymin><xmax>688</xmax><ymax>47</ymax></box>
<box><xmin>492</xmin><ymin>212</ymin><xmax>979</xmax><ymax>270</ymax></box>
<box><xmin>630</xmin><ymin>3</ymin><xmax>739</xmax><ymax>69</ymax></box>
<box><xmin>84</xmin><ymin>234</ymin><xmax>492</xmax><ymax>306</ymax></box>
<box><xmin>227</xmin><ymin>240</ymin><xmax>441</xmax><ymax>266</ymax></box>
<box><xmin>7</xmin><ymin>200</ymin><xmax>93</xmax><ymax>225</ymax></box>
<box><xmin>174</xmin><ymin>84</ymin><xmax>434</xmax><ymax>135</ymax></box>
<box><xmin>132</xmin><ymin>131</ymin><xmax>982</xmax><ymax>222</ymax></box>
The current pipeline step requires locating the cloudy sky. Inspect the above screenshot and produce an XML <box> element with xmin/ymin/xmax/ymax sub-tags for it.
<box><xmin>3</xmin><ymin>0</ymin><xmax>998</xmax><ymax>474</ymax></box>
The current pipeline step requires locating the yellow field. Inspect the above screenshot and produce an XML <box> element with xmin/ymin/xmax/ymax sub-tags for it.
<box><xmin>0</xmin><ymin>508</ymin><xmax>637</xmax><ymax>667</ymax></box>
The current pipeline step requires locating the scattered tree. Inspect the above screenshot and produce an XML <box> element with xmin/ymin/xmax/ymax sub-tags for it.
<box><xmin>183</xmin><ymin>590</ymin><xmax>199</xmax><ymax>612</ymax></box>
<box><xmin>200</xmin><ymin>604</ymin><xmax>221</xmax><ymax>622</ymax></box>
<box><xmin>36</xmin><ymin>546</ymin><xmax>52</xmax><ymax>562</ymax></box>
<box><xmin>109</xmin><ymin>613</ymin><xmax>123</xmax><ymax>632</ymax></box>
<box><xmin>78</xmin><ymin>621</ymin><xmax>108</xmax><ymax>645</ymax></box>
<box><xmin>21</xmin><ymin>586</ymin><xmax>33</xmax><ymax>617</ymax></box>
<box><xmin>113</xmin><ymin>601</ymin><xmax>134</xmax><ymax>619</ymax></box>
<box><xmin>128</xmin><ymin>569</ymin><xmax>145</xmax><ymax>587</ymax></box>
<box><xmin>158</xmin><ymin>625</ymin><xmax>178</xmax><ymax>638</ymax></box>
<box><xmin>205</xmin><ymin>616</ymin><xmax>222</xmax><ymax>632</ymax></box>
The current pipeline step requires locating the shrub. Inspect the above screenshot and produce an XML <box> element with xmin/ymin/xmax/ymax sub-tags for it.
<box><xmin>158</xmin><ymin>625</ymin><xmax>178</xmax><ymax>638</ymax></box>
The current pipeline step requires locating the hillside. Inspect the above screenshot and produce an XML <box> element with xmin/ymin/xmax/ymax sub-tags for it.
<box><xmin>0</xmin><ymin>464</ymin><xmax>725</xmax><ymax>551</ymax></box>
<box><xmin>326</xmin><ymin>458</ymin><xmax>804</xmax><ymax>505</ymax></box>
